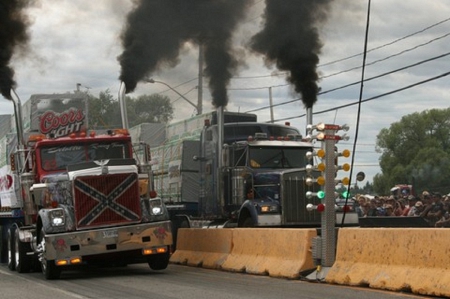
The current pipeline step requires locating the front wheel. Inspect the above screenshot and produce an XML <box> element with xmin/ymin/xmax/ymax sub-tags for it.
<box><xmin>38</xmin><ymin>228</ymin><xmax>61</xmax><ymax>280</ymax></box>
<box><xmin>15</xmin><ymin>227</ymin><xmax>32</xmax><ymax>273</ymax></box>
<box><xmin>241</xmin><ymin>217</ymin><xmax>255</xmax><ymax>227</ymax></box>
<box><xmin>7</xmin><ymin>226</ymin><xmax>16</xmax><ymax>271</ymax></box>
<box><xmin>147</xmin><ymin>251</ymin><xmax>170</xmax><ymax>270</ymax></box>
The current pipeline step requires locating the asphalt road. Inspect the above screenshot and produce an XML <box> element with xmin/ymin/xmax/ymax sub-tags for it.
<box><xmin>0</xmin><ymin>263</ymin><xmax>435</xmax><ymax>299</ymax></box>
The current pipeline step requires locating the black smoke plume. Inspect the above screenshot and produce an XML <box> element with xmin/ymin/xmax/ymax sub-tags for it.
<box><xmin>0</xmin><ymin>0</ymin><xmax>32</xmax><ymax>100</ymax></box>
<box><xmin>250</xmin><ymin>0</ymin><xmax>333</xmax><ymax>108</ymax></box>
<box><xmin>118</xmin><ymin>0</ymin><xmax>253</xmax><ymax>108</ymax></box>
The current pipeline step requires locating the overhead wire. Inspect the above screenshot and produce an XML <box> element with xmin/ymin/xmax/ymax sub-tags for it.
<box><xmin>230</xmin><ymin>17</ymin><xmax>450</xmax><ymax>81</ymax></box>
<box><xmin>270</xmin><ymin>70</ymin><xmax>450</xmax><ymax>122</ymax></box>
<box><xmin>244</xmin><ymin>51</ymin><xmax>450</xmax><ymax>112</ymax></box>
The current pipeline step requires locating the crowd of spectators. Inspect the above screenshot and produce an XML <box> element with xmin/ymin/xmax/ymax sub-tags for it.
<box><xmin>355</xmin><ymin>191</ymin><xmax>450</xmax><ymax>227</ymax></box>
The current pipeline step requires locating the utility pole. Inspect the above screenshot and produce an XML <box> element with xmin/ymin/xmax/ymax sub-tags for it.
<box><xmin>197</xmin><ymin>43</ymin><xmax>204</xmax><ymax>115</ymax></box>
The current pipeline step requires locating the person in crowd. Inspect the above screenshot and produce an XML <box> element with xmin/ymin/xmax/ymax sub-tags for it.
<box><xmin>421</xmin><ymin>192</ymin><xmax>445</xmax><ymax>227</ymax></box>
<box><xmin>394</xmin><ymin>198</ymin><xmax>407</xmax><ymax>216</ymax></box>
<box><xmin>375</xmin><ymin>198</ymin><xmax>386</xmax><ymax>216</ymax></box>
<box><xmin>408</xmin><ymin>200</ymin><xmax>424</xmax><ymax>216</ymax></box>
<box><xmin>435</xmin><ymin>197</ymin><xmax>450</xmax><ymax>227</ymax></box>
<box><xmin>384</xmin><ymin>204</ymin><xmax>395</xmax><ymax>216</ymax></box>
<box><xmin>402</xmin><ymin>195</ymin><xmax>416</xmax><ymax>216</ymax></box>
<box><xmin>366</xmin><ymin>198</ymin><xmax>378</xmax><ymax>217</ymax></box>
<box><xmin>385</xmin><ymin>195</ymin><xmax>395</xmax><ymax>208</ymax></box>
<box><xmin>355</xmin><ymin>195</ymin><xmax>367</xmax><ymax>217</ymax></box>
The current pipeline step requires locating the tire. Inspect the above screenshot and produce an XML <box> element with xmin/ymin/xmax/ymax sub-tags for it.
<box><xmin>172</xmin><ymin>216</ymin><xmax>190</xmax><ymax>251</ymax></box>
<box><xmin>241</xmin><ymin>217</ymin><xmax>255</xmax><ymax>227</ymax></box>
<box><xmin>14</xmin><ymin>228</ymin><xmax>32</xmax><ymax>273</ymax></box>
<box><xmin>38</xmin><ymin>228</ymin><xmax>61</xmax><ymax>280</ymax></box>
<box><xmin>7</xmin><ymin>226</ymin><xmax>16</xmax><ymax>271</ymax></box>
<box><xmin>147</xmin><ymin>251</ymin><xmax>170</xmax><ymax>270</ymax></box>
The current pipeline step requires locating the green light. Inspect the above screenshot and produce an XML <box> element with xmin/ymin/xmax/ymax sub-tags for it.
<box><xmin>342</xmin><ymin>190</ymin><xmax>349</xmax><ymax>198</ymax></box>
<box><xmin>317</xmin><ymin>190</ymin><xmax>325</xmax><ymax>199</ymax></box>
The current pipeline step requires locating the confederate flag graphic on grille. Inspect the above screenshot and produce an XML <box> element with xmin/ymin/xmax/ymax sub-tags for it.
<box><xmin>74</xmin><ymin>173</ymin><xmax>141</xmax><ymax>228</ymax></box>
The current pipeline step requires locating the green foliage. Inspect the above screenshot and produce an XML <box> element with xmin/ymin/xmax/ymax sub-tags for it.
<box><xmin>87</xmin><ymin>90</ymin><xmax>174</xmax><ymax>130</ymax></box>
<box><xmin>127</xmin><ymin>94</ymin><xmax>174</xmax><ymax>127</ymax></box>
<box><xmin>374</xmin><ymin>108</ymin><xmax>450</xmax><ymax>195</ymax></box>
<box><xmin>88</xmin><ymin>89</ymin><xmax>121</xmax><ymax>129</ymax></box>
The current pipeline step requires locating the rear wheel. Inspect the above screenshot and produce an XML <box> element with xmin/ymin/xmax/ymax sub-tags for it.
<box><xmin>147</xmin><ymin>251</ymin><xmax>170</xmax><ymax>270</ymax></box>
<box><xmin>7</xmin><ymin>226</ymin><xmax>16</xmax><ymax>271</ymax></box>
<box><xmin>38</xmin><ymin>228</ymin><xmax>61</xmax><ymax>280</ymax></box>
<box><xmin>15</xmin><ymin>227</ymin><xmax>32</xmax><ymax>273</ymax></box>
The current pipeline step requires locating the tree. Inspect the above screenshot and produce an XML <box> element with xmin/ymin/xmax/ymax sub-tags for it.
<box><xmin>374</xmin><ymin>108</ymin><xmax>450</xmax><ymax>195</ymax></box>
<box><xmin>126</xmin><ymin>94</ymin><xmax>174</xmax><ymax>127</ymax></box>
<box><xmin>88</xmin><ymin>89</ymin><xmax>121</xmax><ymax>129</ymax></box>
<box><xmin>87</xmin><ymin>90</ymin><xmax>174</xmax><ymax>129</ymax></box>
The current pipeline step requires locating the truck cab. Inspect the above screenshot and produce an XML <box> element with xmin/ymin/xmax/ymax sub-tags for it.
<box><xmin>198</xmin><ymin>122</ymin><xmax>322</xmax><ymax>227</ymax></box>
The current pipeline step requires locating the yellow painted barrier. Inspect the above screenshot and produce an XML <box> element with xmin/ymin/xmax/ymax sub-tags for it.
<box><xmin>170</xmin><ymin>228</ymin><xmax>317</xmax><ymax>279</ymax></box>
<box><xmin>327</xmin><ymin>228</ymin><xmax>450</xmax><ymax>298</ymax></box>
<box><xmin>170</xmin><ymin>228</ymin><xmax>232</xmax><ymax>269</ymax></box>
<box><xmin>222</xmin><ymin>228</ymin><xmax>317</xmax><ymax>278</ymax></box>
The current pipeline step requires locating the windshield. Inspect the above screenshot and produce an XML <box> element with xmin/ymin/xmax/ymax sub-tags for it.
<box><xmin>248</xmin><ymin>146</ymin><xmax>310</xmax><ymax>169</ymax></box>
<box><xmin>40</xmin><ymin>142</ymin><xmax>130</xmax><ymax>171</ymax></box>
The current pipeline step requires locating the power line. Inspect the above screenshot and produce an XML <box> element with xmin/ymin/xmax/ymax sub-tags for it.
<box><xmin>244</xmin><ymin>51</ymin><xmax>450</xmax><ymax>112</ymax></box>
<box><xmin>229</xmin><ymin>17</ymin><xmax>450</xmax><ymax>81</ymax></box>
<box><xmin>269</xmin><ymin>70</ymin><xmax>450</xmax><ymax>123</ymax></box>
<box><xmin>321</xmin><ymin>31</ymin><xmax>450</xmax><ymax>79</ymax></box>
<box><xmin>227</xmin><ymin>31</ymin><xmax>450</xmax><ymax>91</ymax></box>
<box><xmin>319</xmin><ymin>17</ymin><xmax>450</xmax><ymax>67</ymax></box>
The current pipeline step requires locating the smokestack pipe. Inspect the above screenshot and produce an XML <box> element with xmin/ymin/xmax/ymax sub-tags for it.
<box><xmin>217</xmin><ymin>106</ymin><xmax>224</xmax><ymax>215</ymax></box>
<box><xmin>118</xmin><ymin>82</ymin><xmax>129</xmax><ymax>130</ymax></box>
<box><xmin>10</xmin><ymin>89</ymin><xmax>25</xmax><ymax>148</ymax></box>
<box><xmin>306</xmin><ymin>107</ymin><xmax>313</xmax><ymax>136</ymax></box>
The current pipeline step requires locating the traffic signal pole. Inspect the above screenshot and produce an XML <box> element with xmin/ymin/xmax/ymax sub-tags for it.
<box><xmin>305</xmin><ymin>123</ymin><xmax>350</xmax><ymax>280</ymax></box>
<box><xmin>322</xmin><ymin>128</ymin><xmax>337</xmax><ymax>267</ymax></box>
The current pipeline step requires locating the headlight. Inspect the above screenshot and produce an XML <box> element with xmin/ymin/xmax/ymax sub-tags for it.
<box><xmin>149</xmin><ymin>199</ymin><xmax>164</xmax><ymax>216</ymax></box>
<box><xmin>49</xmin><ymin>208</ymin><xmax>65</xmax><ymax>227</ymax></box>
<box><xmin>260</xmin><ymin>205</ymin><xmax>279</xmax><ymax>213</ymax></box>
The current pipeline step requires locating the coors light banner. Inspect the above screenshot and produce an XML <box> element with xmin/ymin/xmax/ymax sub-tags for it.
<box><xmin>29</xmin><ymin>93</ymin><xmax>88</xmax><ymax>138</ymax></box>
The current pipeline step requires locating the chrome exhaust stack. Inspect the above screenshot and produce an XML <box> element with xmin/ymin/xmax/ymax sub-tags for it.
<box><xmin>118</xmin><ymin>81</ymin><xmax>129</xmax><ymax>130</ymax></box>
<box><xmin>10</xmin><ymin>89</ymin><xmax>25</xmax><ymax>148</ymax></box>
<box><xmin>306</xmin><ymin>106</ymin><xmax>313</xmax><ymax>136</ymax></box>
<box><xmin>217</xmin><ymin>106</ymin><xmax>225</xmax><ymax>215</ymax></box>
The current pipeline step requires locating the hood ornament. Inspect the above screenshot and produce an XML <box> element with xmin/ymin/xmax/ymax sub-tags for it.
<box><xmin>94</xmin><ymin>159</ymin><xmax>110</xmax><ymax>175</ymax></box>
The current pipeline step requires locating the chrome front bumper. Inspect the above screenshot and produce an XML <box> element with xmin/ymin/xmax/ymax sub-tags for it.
<box><xmin>44</xmin><ymin>221</ymin><xmax>172</xmax><ymax>261</ymax></box>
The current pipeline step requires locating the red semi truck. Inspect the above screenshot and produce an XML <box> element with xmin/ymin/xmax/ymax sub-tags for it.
<box><xmin>0</xmin><ymin>87</ymin><xmax>172</xmax><ymax>279</ymax></box>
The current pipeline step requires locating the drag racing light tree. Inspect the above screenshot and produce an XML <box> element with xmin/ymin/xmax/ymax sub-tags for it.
<box><xmin>305</xmin><ymin>122</ymin><xmax>350</xmax><ymax>269</ymax></box>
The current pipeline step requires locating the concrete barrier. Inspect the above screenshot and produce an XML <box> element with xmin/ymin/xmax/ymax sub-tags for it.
<box><xmin>327</xmin><ymin>228</ymin><xmax>450</xmax><ymax>298</ymax></box>
<box><xmin>170</xmin><ymin>228</ymin><xmax>317</xmax><ymax>279</ymax></box>
<box><xmin>222</xmin><ymin>228</ymin><xmax>317</xmax><ymax>278</ymax></box>
<box><xmin>170</xmin><ymin>228</ymin><xmax>233</xmax><ymax>269</ymax></box>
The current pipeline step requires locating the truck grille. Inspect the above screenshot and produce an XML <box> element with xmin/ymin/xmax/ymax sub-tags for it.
<box><xmin>73</xmin><ymin>173</ymin><xmax>141</xmax><ymax>229</ymax></box>
<box><xmin>281</xmin><ymin>171</ymin><xmax>321</xmax><ymax>225</ymax></box>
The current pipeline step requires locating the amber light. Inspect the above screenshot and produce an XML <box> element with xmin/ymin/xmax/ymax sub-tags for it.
<box><xmin>114</xmin><ymin>129</ymin><xmax>129</xmax><ymax>135</ymax></box>
<box><xmin>70</xmin><ymin>257</ymin><xmax>82</xmax><ymax>264</ymax></box>
<box><xmin>28</xmin><ymin>134</ymin><xmax>45</xmax><ymax>142</ymax></box>
<box><xmin>56</xmin><ymin>260</ymin><xmax>68</xmax><ymax>266</ymax></box>
<box><xmin>143</xmin><ymin>246</ymin><xmax>168</xmax><ymax>255</ymax></box>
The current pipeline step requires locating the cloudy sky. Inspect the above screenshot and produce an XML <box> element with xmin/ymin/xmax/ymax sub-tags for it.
<box><xmin>2</xmin><ymin>0</ymin><xmax>450</xmax><ymax>186</ymax></box>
